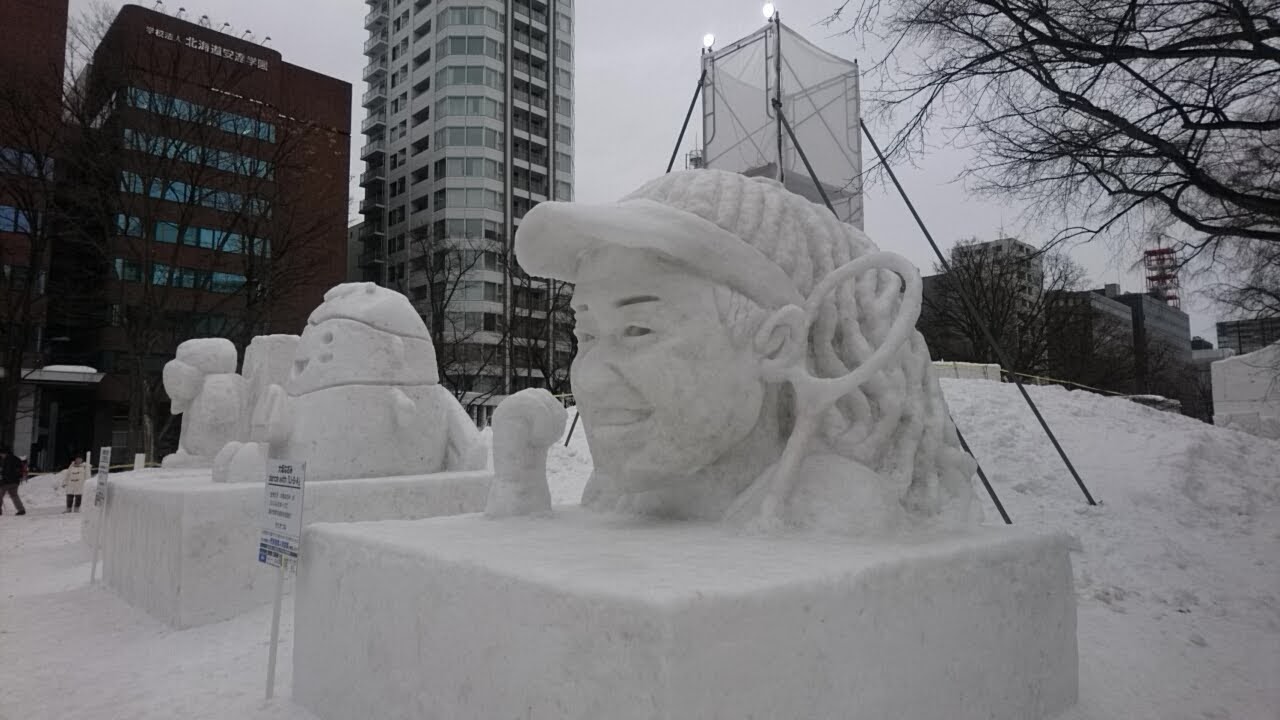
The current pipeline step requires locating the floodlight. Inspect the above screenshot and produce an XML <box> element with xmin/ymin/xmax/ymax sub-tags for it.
<box><xmin>703</xmin><ymin>33</ymin><xmax>715</xmax><ymax>49</ymax></box>
<box><xmin>762</xmin><ymin>2</ymin><xmax>776</xmax><ymax>19</ymax></box>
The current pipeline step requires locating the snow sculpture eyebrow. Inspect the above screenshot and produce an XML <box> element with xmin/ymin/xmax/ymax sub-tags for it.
<box><xmin>614</xmin><ymin>295</ymin><xmax>660</xmax><ymax>308</ymax></box>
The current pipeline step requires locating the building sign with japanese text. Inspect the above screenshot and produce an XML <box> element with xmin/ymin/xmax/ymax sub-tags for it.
<box><xmin>146</xmin><ymin>25</ymin><xmax>270</xmax><ymax>71</ymax></box>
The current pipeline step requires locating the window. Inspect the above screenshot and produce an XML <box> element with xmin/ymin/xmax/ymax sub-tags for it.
<box><xmin>555</xmin><ymin>123</ymin><xmax>572</xmax><ymax>143</ymax></box>
<box><xmin>210</xmin><ymin>272</ymin><xmax>246</xmax><ymax>293</ymax></box>
<box><xmin>437</xmin><ymin>35</ymin><xmax>505</xmax><ymax>60</ymax></box>
<box><xmin>556</xmin><ymin>68</ymin><xmax>572</xmax><ymax>89</ymax></box>
<box><xmin>555</xmin><ymin>180</ymin><xmax>572</xmax><ymax>200</ymax></box>
<box><xmin>556</xmin><ymin>40</ymin><xmax>572</xmax><ymax>60</ymax></box>
<box><xmin>437</xmin><ymin>5</ymin><xmax>504</xmax><ymax>29</ymax></box>
<box><xmin>121</xmin><ymin>172</ymin><xmax>270</xmax><ymax>216</ymax></box>
<box><xmin>113</xmin><ymin>258</ymin><xmax>143</xmax><ymax>282</ymax></box>
<box><xmin>435</xmin><ymin>95</ymin><xmax>504</xmax><ymax>119</ymax></box>
<box><xmin>555</xmin><ymin>151</ymin><xmax>572</xmax><ymax>170</ymax></box>
<box><xmin>555</xmin><ymin>97</ymin><xmax>571</xmax><ymax>118</ymax></box>
<box><xmin>115</xmin><ymin>214</ymin><xmax>144</xmax><ymax>236</ymax></box>
<box><xmin>0</xmin><ymin>205</ymin><xmax>32</xmax><ymax>233</ymax></box>
<box><xmin>434</xmin><ymin>126</ymin><xmax>504</xmax><ymax>150</ymax></box>
<box><xmin>126</xmin><ymin>88</ymin><xmax>276</xmax><ymax>142</ymax></box>
<box><xmin>435</xmin><ymin>65</ymin><xmax>505</xmax><ymax>90</ymax></box>
<box><xmin>0</xmin><ymin>147</ymin><xmax>53</xmax><ymax>178</ymax></box>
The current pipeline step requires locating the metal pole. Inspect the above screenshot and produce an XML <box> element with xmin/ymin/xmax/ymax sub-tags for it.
<box><xmin>774</xmin><ymin>13</ymin><xmax>784</xmax><ymax>183</ymax></box>
<box><xmin>265</xmin><ymin>563</ymin><xmax>286</xmax><ymax>700</ymax></box>
<box><xmin>955</xmin><ymin>424</ymin><xmax>1011</xmax><ymax>524</ymax></box>
<box><xmin>775</xmin><ymin>102</ymin><xmax>1011</xmax><ymax>521</ymax></box>
<box><xmin>666</xmin><ymin>69</ymin><xmax>707</xmax><ymax>173</ymax></box>
<box><xmin>774</xmin><ymin>103</ymin><xmax>835</xmax><ymax>215</ymax></box>
<box><xmin>564</xmin><ymin>410</ymin><xmax>579</xmax><ymax>447</ymax></box>
<box><xmin>860</xmin><ymin>119</ymin><xmax>1097</xmax><ymax>506</ymax></box>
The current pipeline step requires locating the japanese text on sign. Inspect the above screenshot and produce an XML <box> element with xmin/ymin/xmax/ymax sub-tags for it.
<box><xmin>259</xmin><ymin>461</ymin><xmax>305</xmax><ymax>570</ymax></box>
<box><xmin>146</xmin><ymin>26</ymin><xmax>270</xmax><ymax>71</ymax></box>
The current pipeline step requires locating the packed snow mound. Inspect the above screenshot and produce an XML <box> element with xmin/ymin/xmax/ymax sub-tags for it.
<box><xmin>546</xmin><ymin>378</ymin><xmax>1280</xmax><ymax>720</ymax></box>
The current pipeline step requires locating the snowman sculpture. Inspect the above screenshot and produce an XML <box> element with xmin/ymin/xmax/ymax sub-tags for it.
<box><xmin>161</xmin><ymin>338</ymin><xmax>248</xmax><ymax>468</ymax></box>
<box><xmin>244</xmin><ymin>282</ymin><xmax>486</xmax><ymax>481</ymax></box>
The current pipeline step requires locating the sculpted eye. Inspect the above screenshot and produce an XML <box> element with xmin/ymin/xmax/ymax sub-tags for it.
<box><xmin>623</xmin><ymin>326</ymin><xmax>652</xmax><ymax>338</ymax></box>
<box><xmin>576</xmin><ymin>331</ymin><xmax>596</xmax><ymax>344</ymax></box>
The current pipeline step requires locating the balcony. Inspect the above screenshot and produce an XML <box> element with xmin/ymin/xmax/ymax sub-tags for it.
<box><xmin>359</xmin><ymin>137</ymin><xmax>386</xmax><ymax>160</ymax></box>
<box><xmin>363</xmin><ymin>5</ymin><xmax>388</xmax><ymax>29</ymax></box>
<box><xmin>359</xmin><ymin>246</ymin><xmax>387</xmax><ymax>268</ymax></box>
<box><xmin>361</xmin><ymin>111</ymin><xmax>387</xmax><ymax>134</ymax></box>
<box><xmin>361</xmin><ymin>84</ymin><xmax>387</xmax><ymax>108</ymax></box>
<box><xmin>360</xmin><ymin>194</ymin><xmax>387</xmax><ymax>215</ymax></box>
<box><xmin>364</xmin><ymin>32</ymin><xmax>388</xmax><ymax>55</ymax></box>
<box><xmin>512</xmin><ymin>89</ymin><xmax>548</xmax><ymax>111</ymax></box>
<box><xmin>360</xmin><ymin>166</ymin><xmax>386</xmax><ymax>186</ymax></box>
<box><xmin>362</xmin><ymin>57</ymin><xmax>388</xmax><ymax>81</ymax></box>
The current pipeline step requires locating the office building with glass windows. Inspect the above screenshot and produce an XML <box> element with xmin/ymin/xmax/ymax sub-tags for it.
<box><xmin>358</xmin><ymin>0</ymin><xmax>575</xmax><ymax>424</ymax></box>
<box><xmin>43</xmin><ymin>4</ymin><xmax>350</xmax><ymax>463</ymax></box>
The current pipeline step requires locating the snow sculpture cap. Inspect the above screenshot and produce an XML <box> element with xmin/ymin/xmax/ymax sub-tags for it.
<box><xmin>515</xmin><ymin>197</ymin><xmax>803</xmax><ymax>309</ymax></box>
<box><xmin>309</xmin><ymin>282</ymin><xmax>430</xmax><ymax>340</ymax></box>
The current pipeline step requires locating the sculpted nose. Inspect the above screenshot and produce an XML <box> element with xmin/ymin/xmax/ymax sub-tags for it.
<box><xmin>570</xmin><ymin>346</ymin><xmax>622</xmax><ymax>399</ymax></box>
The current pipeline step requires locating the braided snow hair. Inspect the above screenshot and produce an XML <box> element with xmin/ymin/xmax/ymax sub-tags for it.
<box><xmin>624</xmin><ymin>170</ymin><xmax>976</xmax><ymax>524</ymax></box>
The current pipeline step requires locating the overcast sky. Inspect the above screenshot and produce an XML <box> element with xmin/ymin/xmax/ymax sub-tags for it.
<box><xmin>71</xmin><ymin>0</ymin><xmax>1220</xmax><ymax>341</ymax></box>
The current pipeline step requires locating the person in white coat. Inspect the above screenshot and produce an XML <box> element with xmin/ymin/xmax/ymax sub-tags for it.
<box><xmin>64</xmin><ymin>455</ymin><xmax>89</xmax><ymax>513</ymax></box>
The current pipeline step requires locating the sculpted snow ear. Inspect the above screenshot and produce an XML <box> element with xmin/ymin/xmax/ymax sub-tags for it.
<box><xmin>754</xmin><ymin>304</ymin><xmax>807</xmax><ymax>382</ymax></box>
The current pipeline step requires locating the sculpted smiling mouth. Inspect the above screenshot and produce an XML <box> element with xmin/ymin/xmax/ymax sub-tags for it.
<box><xmin>586</xmin><ymin>407</ymin><xmax>653</xmax><ymax>427</ymax></box>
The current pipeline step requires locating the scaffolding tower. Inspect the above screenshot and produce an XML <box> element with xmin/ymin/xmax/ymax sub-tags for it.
<box><xmin>1143</xmin><ymin>247</ymin><xmax>1182</xmax><ymax>309</ymax></box>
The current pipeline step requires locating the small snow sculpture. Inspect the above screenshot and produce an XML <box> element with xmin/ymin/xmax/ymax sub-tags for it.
<box><xmin>161</xmin><ymin>338</ymin><xmax>247</xmax><ymax>468</ymax></box>
<box><xmin>251</xmin><ymin>282</ymin><xmax>486</xmax><ymax>482</ymax></box>
<box><xmin>485</xmin><ymin>389</ymin><xmax>567</xmax><ymax>518</ymax></box>
<box><xmin>509</xmin><ymin>169</ymin><xmax>977</xmax><ymax>535</ymax></box>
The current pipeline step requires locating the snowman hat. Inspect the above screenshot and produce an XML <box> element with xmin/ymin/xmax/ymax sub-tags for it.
<box><xmin>309</xmin><ymin>283</ymin><xmax>431</xmax><ymax>341</ymax></box>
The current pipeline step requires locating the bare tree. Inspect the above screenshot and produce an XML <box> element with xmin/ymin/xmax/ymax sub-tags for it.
<box><xmin>829</xmin><ymin>0</ymin><xmax>1280</xmax><ymax>261</ymax></box>
<box><xmin>404</xmin><ymin>226</ymin><xmax>508</xmax><ymax>416</ymax></box>
<box><xmin>508</xmin><ymin>269</ymin><xmax>574</xmax><ymax>397</ymax></box>
<box><xmin>0</xmin><ymin>56</ymin><xmax>65</xmax><ymax>448</ymax></box>
<box><xmin>1206</xmin><ymin>238</ymin><xmax>1280</xmax><ymax>322</ymax></box>
<box><xmin>47</xmin><ymin>7</ymin><xmax>346</xmax><ymax>459</ymax></box>
<box><xmin>918</xmin><ymin>238</ymin><xmax>1087</xmax><ymax>375</ymax></box>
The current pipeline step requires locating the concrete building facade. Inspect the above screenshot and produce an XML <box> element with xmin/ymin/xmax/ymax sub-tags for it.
<box><xmin>357</xmin><ymin>0</ymin><xmax>575</xmax><ymax>423</ymax></box>
<box><xmin>40</xmin><ymin>4</ymin><xmax>351</xmax><ymax>466</ymax></box>
<box><xmin>1217</xmin><ymin>317</ymin><xmax>1280</xmax><ymax>356</ymax></box>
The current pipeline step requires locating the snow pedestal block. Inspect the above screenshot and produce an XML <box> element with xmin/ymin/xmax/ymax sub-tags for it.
<box><xmin>83</xmin><ymin>469</ymin><xmax>491</xmax><ymax>628</ymax></box>
<box><xmin>293</xmin><ymin>508</ymin><xmax>1078</xmax><ymax>720</ymax></box>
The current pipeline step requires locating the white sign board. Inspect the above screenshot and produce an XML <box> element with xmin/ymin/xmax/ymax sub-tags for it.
<box><xmin>93</xmin><ymin>446</ymin><xmax>112</xmax><ymax>507</ymax></box>
<box><xmin>259</xmin><ymin>461</ymin><xmax>305</xmax><ymax>570</ymax></box>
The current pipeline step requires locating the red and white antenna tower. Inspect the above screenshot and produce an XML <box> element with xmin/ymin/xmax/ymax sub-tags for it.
<box><xmin>1143</xmin><ymin>246</ymin><xmax>1181</xmax><ymax>309</ymax></box>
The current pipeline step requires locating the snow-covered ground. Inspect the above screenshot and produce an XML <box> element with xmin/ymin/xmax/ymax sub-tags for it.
<box><xmin>1</xmin><ymin>379</ymin><xmax>1276</xmax><ymax>719</ymax></box>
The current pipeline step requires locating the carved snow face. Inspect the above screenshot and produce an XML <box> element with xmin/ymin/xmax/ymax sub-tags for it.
<box><xmin>287</xmin><ymin>318</ymin><xmax>437</xmax><ymax>396</ymax></box>
<box><xmin>570</xmin><ymin>247</ymin><xmax>767</xmax><ymax>493</ymax></box>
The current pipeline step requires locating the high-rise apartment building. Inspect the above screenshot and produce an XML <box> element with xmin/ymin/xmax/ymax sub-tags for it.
<box><xmin>358</xmin><ymin>0</ymin><xmax>575</xmax><ymax>424</ymax></box>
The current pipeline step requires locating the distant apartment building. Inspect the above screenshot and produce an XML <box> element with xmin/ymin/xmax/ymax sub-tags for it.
<box><xmin>920</xmin><ymin>237</ymin><xmax>1046</xmax><ymax>366</ymax></box>
<box><xmin>1217</xmin><ymin>317</ymin><xmax>1280</xmax><ymax>355</ymax></box>
<box><xmin>347</xmin><ymin>221</ymin><xmax>364</xmax><ymax>281</ymax></box>
<box><xmin>40</xmin><ymin>4</ymin><xmax>351</xmax><ymax>465</ymax></box>
<box><xmin>0</xmin><ymin>0</ymin><xmax>72</xmax><ymax>458</ymax></box>
<box><xmin>357</xmin><ymin>0</ymin><xmax>575</xmax><ymax>424</ymax></box>
<box><xmin>1046</xmin><ymin>284</ymin><xmax>1136</xmax><ymax>393</ymax></box>
<box><xmin>1114</xmin><ymin>290</ymin><xmax>1191</xmax><ymax>394</ymax></box>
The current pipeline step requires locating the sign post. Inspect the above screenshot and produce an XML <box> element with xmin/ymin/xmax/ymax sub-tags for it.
<box><xmin>89</xmin><ymin>446</ymin><xmax>113</xmax><ymax>584</ymax></box>
<box><xmin>260</xmin><ymin>460</ymin><xmax>305</xmax><ymax>700</ymax></box>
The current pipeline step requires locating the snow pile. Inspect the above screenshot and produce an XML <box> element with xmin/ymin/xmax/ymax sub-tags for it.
<box><xmin>1</xmin><ymin>379</ymin><xmax>1277</xmax><ymax>719</ymax></box>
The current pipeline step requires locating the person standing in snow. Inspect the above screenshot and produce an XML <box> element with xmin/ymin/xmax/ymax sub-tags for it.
<box><xmin>63</xmin><ymin>454</ymin><xmax>89</xmax><ymax>513</ymax></box>
<box><xmin>0</xmin><ymin>445</ymin><xmax>26</xmax><ymax>516</ymax></box>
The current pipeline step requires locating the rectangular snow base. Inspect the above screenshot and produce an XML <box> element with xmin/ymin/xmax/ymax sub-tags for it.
<box><xmin>294</xmin><ymin>509</ymin><xmax>1078</xmax><ymax>720</ymax></box>
<box><xmin>84</xmin><ymin>470</ymin><xmax>491</xmax><ymax>628</ymax></box>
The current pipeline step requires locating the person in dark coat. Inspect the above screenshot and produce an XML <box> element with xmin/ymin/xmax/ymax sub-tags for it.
<box><xmin>0</xmin><ymin>445</ymin><xmax>26</xmax><ymax>515</ymax></box>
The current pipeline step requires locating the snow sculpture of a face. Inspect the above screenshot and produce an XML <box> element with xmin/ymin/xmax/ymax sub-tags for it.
<box><xmin>513</xmin><ymin>169</ymin><xmax>978</xmax><ymax>535</ymax></box>
<box><xmin>288</xmin><ymin>282</ymin><xmax>438</xmax><ymax>396</ymax></box>
<box><xmin>570</xmin><ymin>247</ymin><xmax>767</xmax><ymax>491</ymax></box>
